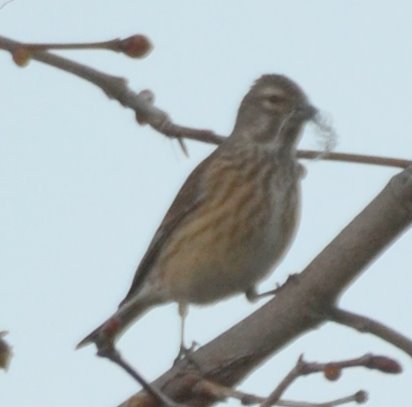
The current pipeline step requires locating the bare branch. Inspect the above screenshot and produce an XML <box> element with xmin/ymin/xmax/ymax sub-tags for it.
<box><xmin>118</xmin><ymin>166</ymin><xmax>412</xmax><ymax>406</ymax></box>
<box><xmin>297</xmin><ymin>150</ymin><xmax>411</xmax><ymax>169</ymax></box>
<box><xmin>16</xmin><ymin>35</ymin><xmax>152</xmax><ymax>58</ymax></box>
<box><xmin>328</xmin><ymin>307</ymin><xmax>412</xmax><ymax>358</ymax></box>
<box><xmin>262</xmin><ymin>355</ymin><xmax>306</xmax><ymax>406</ymax></box>
<box><xmin>0</xmin><ymin>35</ymin><xmax>410</xmax><ymax>169</ymax></box>
<box><xmin>262</xmin><ymin>354</ymin><xmax>396</xmax><ymax>407</ymax></box>
<box><xmin>194</xmin><ymin>379</ymin><xmax>367</xmax><ymax>407</ymax></box>
<box><xmin>2</xmin><ymin>33</ymin><xmax>412</xmax><ymax>405</ymax></box>
<box><xmin>311</xmin><ymin>392</ymin><xmax>367</xmax><ymax>407</ymax></box>
<box><xmin>97</xmin><ymin>345</ymin><xmax>185</xmax><ymax>407</ymax></box>
<box><xmin>0</xmin><ymin>35</ymin><xmax>221</xmax><ymax>145</ymax></box>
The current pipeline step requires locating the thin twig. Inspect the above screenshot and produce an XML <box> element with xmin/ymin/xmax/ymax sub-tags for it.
<box><xmin>309</xmin><ymin>391</ymin><xmax>367</xmax><ymax>407</ymax></box>
<box><xmin>298</xmin><ymin>150</ymin><xmax>411</xmax><ymax>169</ymax></box>
<box><xmin>97</xmin><ymin>345</ymin><xmax>185</xmax><ymax>407</ymax></box>
<box><xmin>194</xmin><ymin>379</ymin><xmax>367</xmax><ymax>406</ymax></box>
<box><xmin>0</xmin><ymin>35</ymin><xmax>410</xmax><ymax>170</ymax></box>
<box><xmin>261</xmin><ymin>353</ymin><xmax>399</xmax><ymax>407</ymax></box>
<box><xmin>262</xmin><ymin>356</ymin><xmax>306</xmax><ymax>407</ymax></box>
<box><xmin>0</xmin><ymin>0</ymin><xmax>14</xmax><ymax>10</ymax></box>
<box><xmin>14</xmin><ymin>35</ymin><xmax>152</xmax><ymax>59</ymax></box>
<box><xmin>329</xmin><ymin>307</ymin><xmax>412</xmax><ymax>358</ymax></box>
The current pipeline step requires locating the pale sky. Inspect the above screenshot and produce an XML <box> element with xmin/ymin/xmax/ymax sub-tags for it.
<box><xmin>1</xmin><ymin>1</ymin><xmax>412</xmax><ymax>406</ymax></box>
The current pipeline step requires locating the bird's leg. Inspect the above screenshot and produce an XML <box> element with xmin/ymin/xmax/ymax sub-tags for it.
<box><xmin>173</xmin><ymin>303</ymin><xmax>200</xmax><ymax>368</ymax></box>
<box><xmin>179</xmin><ymin>302</ymin><xmax>188</xmax><ymax>353</ymax></box>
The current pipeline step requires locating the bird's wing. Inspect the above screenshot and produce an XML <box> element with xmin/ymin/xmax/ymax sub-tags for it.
<box><xmin>119</xmin><ymin>151</ymin><xmax>217</xmax><ymax>307</ymax></box>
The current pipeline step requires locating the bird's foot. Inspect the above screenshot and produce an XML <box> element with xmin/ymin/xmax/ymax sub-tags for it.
<box><xmin>245</xmin><ymin>274</ymin><xmax>301</xmax><ymax>303</ymax></box>
<box><xmin>245</xmin><ymin>285</ymin><xmax>281</xmax><ymax>302</ymax></box>
<box><xmin>173</xmin><ymin>341</ymin><xmax>201</xmax><ymax>370</ymax></box>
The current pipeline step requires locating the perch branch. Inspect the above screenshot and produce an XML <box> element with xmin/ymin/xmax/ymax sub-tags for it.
<box><xmin>2</xmin><ymin>34</ymin><xmax>412</xmax><ymax>405</ymax></box>
<box><xmin>118</xmin><ymin>167</ymin><xmax>412</xmax><ymax>406</ymax></box>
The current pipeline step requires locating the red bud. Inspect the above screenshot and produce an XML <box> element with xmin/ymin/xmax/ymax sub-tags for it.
<box><xmin>12</xmin><ymin>47</ymin><xmax>31</xmax><ymax>67</ymax></box>
<box><xmin>366</xmin><ymin>356</ymin><xmax>402</xmax><ymax>374</ymax></box>
<box><xmin>324</xmin><ymin>363</ymin><xmax>341</xmax><ymax>381</ymax></box>
<box><xmin>119</xmin><ymin>35</ymin><xmax>152</xmax><ymax>58</ymax></box>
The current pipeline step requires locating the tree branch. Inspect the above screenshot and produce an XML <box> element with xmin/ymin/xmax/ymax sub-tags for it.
<box><xmin>0</xmin><ymin>35</ymin><xmax>223</xmax><ymax>146</ymax></box>
<box><xmin>11</xmin><ymin>35</ymin><xmax>152</xmax><ymax>58</ymax></box>
<box><xmin>297</xmin><ymin>150</ymin><xmax>411</xmax><ymax>169</ymax></box>
<box><xmin>97</xmin><ymin>345</ymin><xmax>185</xmax><ymax>407</ymax></box>
<box><xmin>194</xmin><ymin>379</ymin><xmax>367</xmax><ymax>406</ymax></box>
<box><xmin>262</xmin><ymin>354</ymin><xmax>398</xmax><ymax>407</ymax></box>
<box><xmin>3</xmin><ymin>34</ymin><xmax>412</xmax><ymax>405</ymax></box>
<box><xmin>328</xmin><ymin>308</ymin><xmax>412</xmax><ymax>358</ymax></box>
<box><xmin>116</xmin><ymin>166</ymin><xmax>412</xmax><ymax>406</ymax></box>
<box><xmin>1</xmin><ymin>35</ymin><xmax>410</xmax><ymax>169</ymax></box>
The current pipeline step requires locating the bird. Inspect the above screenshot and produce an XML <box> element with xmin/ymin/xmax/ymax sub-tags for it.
<box><xmin>77</xmin><ymin>74</ymin><xmax>318</xmax><ymax>354</ymax></box>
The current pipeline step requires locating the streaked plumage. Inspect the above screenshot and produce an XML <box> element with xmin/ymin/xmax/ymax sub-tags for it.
<box><xmin>77</xmin><ymin>74</ymin><xmax>317</xmax><ymax>351</ymax></box>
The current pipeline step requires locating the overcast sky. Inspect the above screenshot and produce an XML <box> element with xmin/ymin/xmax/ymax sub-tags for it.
<box><xmin>1</xmin><ymin>1</ymin><xmax>412</xmax><ymax>406</ymax></box>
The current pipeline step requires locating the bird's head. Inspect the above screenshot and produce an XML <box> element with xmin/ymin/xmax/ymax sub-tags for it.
<box><xmin>232</xmin><ymin>74</ymin><xmax>317</xmax><ymax>150</ymax></box>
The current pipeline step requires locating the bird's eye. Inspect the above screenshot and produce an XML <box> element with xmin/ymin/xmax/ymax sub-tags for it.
<box><xmin>266</xmin><ymin>94</ymin><xmax>284</xmax><ymax>104</ymax></box>
<box><xmin>261</xmin><ymin>93</ymin><xmax>285</xmax><ymax>110</ymax></box>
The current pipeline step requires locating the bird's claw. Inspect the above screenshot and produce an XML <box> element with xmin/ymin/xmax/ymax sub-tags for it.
<box><xmin>173</xmin><ymin>341</ymin><xmax>200</xmax><ymax>369</ymax></box>
<box><xmin>245</xmin><ymin>285</ymin><xmax>280</xmax><ymax>302</ymax></box>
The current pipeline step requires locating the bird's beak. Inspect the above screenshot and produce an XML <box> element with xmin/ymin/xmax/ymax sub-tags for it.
<box><xmin>296</xmin><ymin>102</ymin><xmax>318</xmax><ymax>121</ymax></box>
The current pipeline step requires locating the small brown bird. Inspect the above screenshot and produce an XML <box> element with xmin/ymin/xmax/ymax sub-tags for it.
<box><xmin>77</xmin><ymin>74</ymin><xmax>317</xmax><ymax>353</ymax></box>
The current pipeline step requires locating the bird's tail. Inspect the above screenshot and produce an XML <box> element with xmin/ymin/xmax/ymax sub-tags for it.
<box><xmin>76</xmin><ymin>321</ymin><xmax>108</xmax><ymax>350</ymax></box>
<box><xmin>76</xmin><ymin>298</ymin><xmax>153</xmax><ymax>350</ymax></box>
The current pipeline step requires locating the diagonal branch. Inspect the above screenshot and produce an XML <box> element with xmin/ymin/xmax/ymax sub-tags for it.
<box><xmin>1</xmin><ymin>35</ymin><xmax>411</xmax><ymax>169</ymax></box>
<box><xmin>0</xmin><ymin>35</ymin><xmax>223</xmax><ymax>145</ymax></box>
<box><xmin>117</xmin><ymin>166</ymin><xmax>412</xmax><ymax>406</ymax></box>
<box><xmin>2</xmin><ymin>34</ymin><xmax>412</xmax><ymax>405</ymax></box>
<box><xmin>328</xmin><ymin>307</ymin><xmax>412</xmax><ymax>357</ymax></box>
<box><xmin>97</xmin><ymin>345</ymin><xmax>185</xmax><ymax>407</ymax></box>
